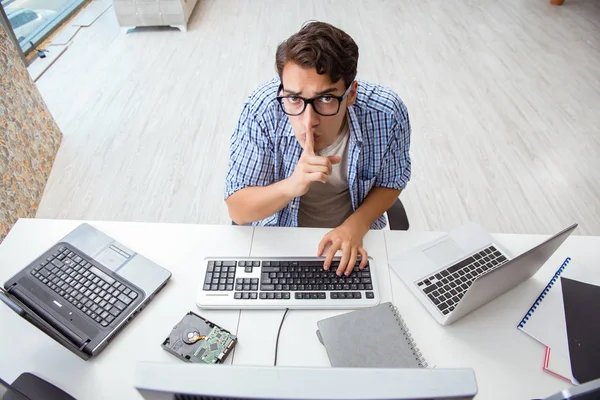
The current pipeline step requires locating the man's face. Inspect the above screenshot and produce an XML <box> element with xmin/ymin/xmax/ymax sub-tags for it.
<box><xmin>280</xmin><ymin>62</ymin><xmax>357</xmax><ymax>153</ymax></box>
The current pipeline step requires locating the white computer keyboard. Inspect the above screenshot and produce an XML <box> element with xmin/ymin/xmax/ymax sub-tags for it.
<box><xmin>195</xmin><ymin>256</ymin><xmax>380</xmax><ymax>309</ymax></box>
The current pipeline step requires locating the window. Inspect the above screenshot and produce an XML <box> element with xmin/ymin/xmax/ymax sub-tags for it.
<box><xmin>1</xmin><ymin>0</ymin><xmax>89</xmax><ymax>55</ymax></box>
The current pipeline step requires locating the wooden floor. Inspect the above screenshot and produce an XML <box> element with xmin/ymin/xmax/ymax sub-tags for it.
<box><xmin>34</xmin><ymin>0</ymin><xmax>600</xmax><ymax>236</ymax></box>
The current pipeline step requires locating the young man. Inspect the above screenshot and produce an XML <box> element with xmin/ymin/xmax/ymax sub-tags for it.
<box><xmin>224</xmin><ymin>21</ymin><xmax>411</xmax><ymax>276</ymax></box>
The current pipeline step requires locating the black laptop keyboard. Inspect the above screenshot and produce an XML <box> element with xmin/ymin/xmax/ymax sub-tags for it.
<box><xmin>30</xmin><ymin>245</ymin><xmax>138</xmax><ymax>327</ymax></box>
<box><xmin>417</xmin><ymin>246</ymin><xmax>508</xmax><ymax>315</ymax></box>
<box><xmin>202</xmin><ymin>260</ymin><xmax>375</xmax><ymax>301</ymax></box>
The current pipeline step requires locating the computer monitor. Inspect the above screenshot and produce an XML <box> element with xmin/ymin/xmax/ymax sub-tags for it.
<box><xmin>542</xmin><ymin>377</ymin><xmax>600</xmax><ymax>400</ymax></box>
<box><xmin>134</xmin><ymin>363</ymin><xmax>478</xmax><ymax>400</ymax></box>
<box><xmin>0</xmin><ymin>373</ymin><xmax>75</xmax><ymax>400</ymax></box>
<box><xmin>0</xmin><ymin>377</ymin><xmax>29</xmax><ymax>400</ymax></box>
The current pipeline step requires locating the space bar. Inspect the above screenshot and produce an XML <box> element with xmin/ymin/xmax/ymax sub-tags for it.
<box><xmin>447</xmin><ymin>256</ymin><xmax>476</xmax><ymax>274</ymax></box>
<box><xmin>89</xmin><ymin>266</ymin><xmax>115</xmax><ymax>285</ymax></box>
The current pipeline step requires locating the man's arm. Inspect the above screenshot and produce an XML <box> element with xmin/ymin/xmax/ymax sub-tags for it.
<box><xmin>343</xmin><ymin>187</ymin><xmax>402</xmax><ymax>236</ymax></box>
<box><xmin>318</xmin><ymin>99</ymin><xmax>412</xmax><ymax>275</ymax></box>
<box><xmin>226</xmin><ymin>181</ymin><xmax>295</xmax><ymax>225</ymax></box>
<box><xmin>228</xmin><ymin>128</ymin><xmax>341</xmax><ymax>225</ymax></box>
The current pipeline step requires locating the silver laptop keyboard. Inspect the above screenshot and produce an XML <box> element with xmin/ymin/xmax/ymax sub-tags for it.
<box><xmin>417</xmin><ymin>246</ymin><xmax>508</xmax><ymax>315</ymax></box>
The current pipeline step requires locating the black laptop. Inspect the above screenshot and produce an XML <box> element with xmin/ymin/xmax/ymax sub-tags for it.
<box><xmin>0</xmin><ymin>223</ymin><xmax>171</xmax><ymax>360</ymax></box>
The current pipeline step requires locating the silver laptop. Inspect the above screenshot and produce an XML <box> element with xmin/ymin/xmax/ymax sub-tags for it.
<box><xmin>0</xmin><ymin>223</ymin><xmax>171</xmax><ymax>359</ymax></box>
<box><xmin>389</xmin><ymin>222</ymin><xmax>577</xmax><ymax>325</ymax></box>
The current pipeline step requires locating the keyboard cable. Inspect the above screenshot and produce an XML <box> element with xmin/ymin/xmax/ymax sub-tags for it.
<box><xmin>274</xmin><ymin>308</ymin><xmax>290</xmax><ymax>366</ymax></box>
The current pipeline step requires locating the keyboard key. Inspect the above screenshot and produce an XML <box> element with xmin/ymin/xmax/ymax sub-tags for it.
<box><xmin>242</xmin><ymin>292</ymin><xmax>250</xmax><ymax>299</ymax></box>
<box><xmin>423</xmin><ymin>284</ymin><xmax>437</xmax><ymax>294</ymax></box>
<box><xmin>295</xmin><ymin>293</ymin><xmax>304</xmax><ymax>299</ymax></box>
<box><xmin>259</xmin><ymin>292</ymin><xmax>267</xmax><ymax>299</ymax></box>
<box><xmin>261</xmin><ymin>284</ymin><xmax>275</xmax><ymax>291</ymax></box>
<box><xmin>283</xmin><ymin>292</ymin><xmax>290</xmax><ymax>299</ymax></box>
<box><xmin>250</xmin><ymin>292</ymin><xmax>258</xmax><ymax>299</ymax></box>
<box><xmin>448</xmin><ymin>256</ymin><xmax>476</xmax><ymax>274</ymax></box>
<box><xmin>234</xmin><ymin>292</ymin><xmax>242</xmax><ymax>299</ymax></box>
<box><xmin>118</xmin><ymin>293</ymin><xmax>132</xmax><ymax>305</ymax></box>
<box><xmin>109</xmin><ymin>307</ymin><xmax>120</xmax><ymax>316</ymax></box>
<box><xmin>366</xmin><ymin>292</ymin><xmax>374</xmax><ymax>299</ymax></box>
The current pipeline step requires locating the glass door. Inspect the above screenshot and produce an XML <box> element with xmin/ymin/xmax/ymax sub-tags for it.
<box><xmin>1</xmin><ymin>0</ymin><xmax>88</xmax><ymax>55</ymax></box>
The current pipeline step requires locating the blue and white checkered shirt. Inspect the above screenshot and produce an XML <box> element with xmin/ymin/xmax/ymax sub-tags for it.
<box><xmin>224</xmin><ymin>78</ymin><xmax>411</xmax><ymax>229</ymax></box>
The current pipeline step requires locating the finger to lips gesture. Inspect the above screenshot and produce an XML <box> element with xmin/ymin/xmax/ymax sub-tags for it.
<box><xmin>290</xmin><ymin>129</ymin><xmax>341</xmax><ymax>197</ymax></box>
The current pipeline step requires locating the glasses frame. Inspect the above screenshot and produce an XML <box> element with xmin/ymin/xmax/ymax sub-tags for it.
<box><xmin>276</xmin><ymin>84</ymin><xmax>353</xmax><ymax>116</ymax></box>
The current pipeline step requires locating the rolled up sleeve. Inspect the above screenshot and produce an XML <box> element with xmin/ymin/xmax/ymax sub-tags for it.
<box><xmin>374</xmin><ymin>101</ymin><xmax>412</xmax><ymax>190</ymax></box>
<box><xmin>224</xmin><ymin>102</ymin><xmax>274</xmax><ymax>199</ymax></box>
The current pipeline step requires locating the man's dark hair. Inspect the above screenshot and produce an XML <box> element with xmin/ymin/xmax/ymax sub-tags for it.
<box><xmin>275</xmin><ymin>21</ymin><xmax>359</xmax><ymax>89</ymax></box>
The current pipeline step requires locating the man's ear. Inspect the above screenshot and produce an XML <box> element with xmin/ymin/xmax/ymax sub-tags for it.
<box><xmin>346</xmin><ymin>81</ymin><xmax>359</xmax><ymax>107</ymax></box>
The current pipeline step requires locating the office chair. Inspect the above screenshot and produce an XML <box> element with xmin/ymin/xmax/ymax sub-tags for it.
<box><xmin>386</xmin><ymin>198</ymin><xmax>410</xmax><ymax>230</ymax></box>
<box><xmin>231</xmin><ymin>198</ymin><xmax>410</xmax><ymax>231</ymax></box>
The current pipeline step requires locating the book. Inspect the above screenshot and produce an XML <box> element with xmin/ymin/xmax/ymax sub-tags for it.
<box><xmin>561</xmin><ymin>276</ymin><xmax>600</xmax><ymax>384</ymax></box>
<box><xmin>316</xmin><ymin>302</ymin><xmax>428</xmax><ymax>368</ymax></box>
<box><xmin>543</xmin><ymin>346</ymin><xmax>574</xmax><ymax>384</ymax></box>
<box><xmin>517</xmin><ymin>257</ymin><xmax>600</xmax><ymax>384</ymax></box>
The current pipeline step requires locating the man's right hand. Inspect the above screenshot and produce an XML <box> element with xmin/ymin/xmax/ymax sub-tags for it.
<box><xmin>286</xmin><ymin>130</ymin><xmax>341</xmax><ymax>198</ymax></box>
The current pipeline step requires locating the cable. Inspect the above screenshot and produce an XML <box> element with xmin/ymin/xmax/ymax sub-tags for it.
<box><xmin>274</xmin><ymin>308</ymin><xmax>290</xmax><ymax>366</ymax></box>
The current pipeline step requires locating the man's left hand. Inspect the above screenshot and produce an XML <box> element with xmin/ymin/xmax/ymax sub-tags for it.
<box><xmin>317</xmin><ymin>222</ymin><xmax>369</xmax><ymax>276</ymax></box>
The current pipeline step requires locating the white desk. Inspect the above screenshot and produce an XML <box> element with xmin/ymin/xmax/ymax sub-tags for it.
<box><xmin>0</xmin><ymin>219</ymin><xmax>598</xmax><ymax>399</ymax></box>
<box><xmin>0</xmin><ymin>219</ymin><xmax>253</xmax><ymax>399</ymax></box>
<box><xmin>384</xmin><ymin>230</ymin><xmax>600</xmax><ymax>400</ymax></box>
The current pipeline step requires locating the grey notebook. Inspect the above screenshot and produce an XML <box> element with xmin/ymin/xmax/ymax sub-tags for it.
<box><xmin>316</xmin><ymin>302</ymin><xmax>428</xmax><ymax>368</ymax></box>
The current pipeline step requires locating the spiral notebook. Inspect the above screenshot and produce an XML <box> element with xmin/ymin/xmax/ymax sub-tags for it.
<box><xmin>517</xmin><ymin>256</ymin><xmax>572</xmax><ymax>351</ymax></box>
<box><xmin>316</xmin><ymin>302</ymin><xmax>428</xmax><ymax>368</ymax></box>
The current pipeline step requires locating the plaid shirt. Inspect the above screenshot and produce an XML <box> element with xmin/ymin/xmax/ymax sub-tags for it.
<box><xmin>224</xmin><ymin>78</ymin><xmax>411</xmax><ymax>229</ymax></box>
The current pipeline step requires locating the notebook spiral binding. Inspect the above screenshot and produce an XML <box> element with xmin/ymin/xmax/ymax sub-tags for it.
<box><xmin>517</xmin><ymin>257</ymin><xmax>571</xmax><ymax>329</ymax></box>
<box><xmin>389</xmin><ymin>303</ymin><xmax>429</xmax><ymax>368</ymax></box>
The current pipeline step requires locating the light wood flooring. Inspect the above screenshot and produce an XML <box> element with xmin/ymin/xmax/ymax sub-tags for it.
<box><xmin>34</xmin><ymin>0</ymin><xmax>600</xmax><ymax>235</ymax></box>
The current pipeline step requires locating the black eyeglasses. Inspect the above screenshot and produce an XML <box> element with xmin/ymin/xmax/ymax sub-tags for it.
<box><xmin>276</xmin><ymin>85</ymin><xmax>352</xmax><ymax>116</ymax></box>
